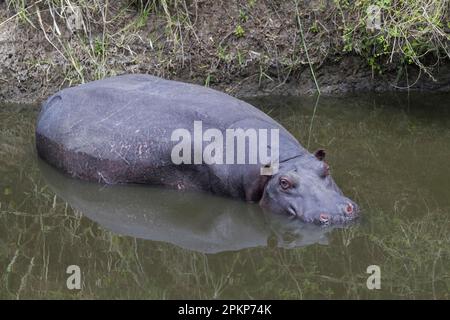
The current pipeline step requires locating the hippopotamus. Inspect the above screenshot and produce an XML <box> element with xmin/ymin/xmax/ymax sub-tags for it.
<box><xmin>36</xmin><ymin>74</ymin><xmax>359</xmax><ymax>224</ymax></box>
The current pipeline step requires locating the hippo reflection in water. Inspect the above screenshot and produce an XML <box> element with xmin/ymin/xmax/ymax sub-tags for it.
<box><xmin>36</xmin><ymin>74</ymin><xmax>359</xmax><ymax>224</ymax></box>
<box><xmin>40</xmin><ymin>160</ymin><xmax>340</xmax><ymax>253</ymax></box>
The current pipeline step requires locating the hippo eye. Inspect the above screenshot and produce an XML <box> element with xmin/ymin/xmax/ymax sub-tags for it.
<box><xmin>279</xmin><ymin>177</ymin><xmax>293</xmax><ymax>190</ymax></box>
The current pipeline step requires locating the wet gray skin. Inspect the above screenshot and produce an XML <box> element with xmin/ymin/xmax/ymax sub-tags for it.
<box><xmin>35</xmin><ymin>74</ymin><xmax>359</xmax><ymax>224</ymax></box>
<box><xmin>260</xmin><ymin>153</ymin><xmax>359</xmax><ymax>225</ymax></box>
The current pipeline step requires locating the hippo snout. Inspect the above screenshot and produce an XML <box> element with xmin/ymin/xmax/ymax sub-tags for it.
<box><xmin>309</xmin><ymin>201</ymin><xmax>360</xmax><ymax>225</ymax></box>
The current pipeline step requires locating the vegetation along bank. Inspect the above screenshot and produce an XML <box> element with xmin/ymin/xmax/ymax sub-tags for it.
<box><xmin>1</xmin><ymin>0</ymin><xmax>449</xmax><ymax>104</ymax></box>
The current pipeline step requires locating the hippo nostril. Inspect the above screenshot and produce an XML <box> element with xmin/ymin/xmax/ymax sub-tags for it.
<box><xmin>319</xmin><ymin>213</ymin><xmax>330</xmax><ymax>223</ymax></box>
<box><xmin>345</xmin><ymin>202</ymin><xmax>354</xmax><ymax>215</ymax></box>
<box><xmin>287</xmin><ymin>205</ymin><xmax>297</xmax><ymax>217</ymax></box>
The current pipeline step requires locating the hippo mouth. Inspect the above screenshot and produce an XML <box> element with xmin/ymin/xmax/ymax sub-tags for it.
<box><xmin>286</xmin><ymin>202</ymin><xmax>360</xmax><ymax>225</ymax></box>
<box><xmin>308</xmin><ymin>203</ymin><xmax>360</xmax><ymax>226</ymax></box>
<box><xmin>314</xmin><ymin>213</ymin><xmax>359</xmax><ymax>226</ymax></box>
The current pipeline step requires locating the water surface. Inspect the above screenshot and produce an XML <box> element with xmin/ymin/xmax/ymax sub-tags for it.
<box><xmin>0</xmin><ymin>93</ymin><xmax>449</xmax><ymax>299</ymax></box>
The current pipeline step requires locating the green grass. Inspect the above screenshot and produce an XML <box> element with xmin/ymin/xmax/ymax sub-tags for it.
<box><xmin>336</xmin><ymin>0</ymin><xmax>449</xmax><ymax>78</ymax></box>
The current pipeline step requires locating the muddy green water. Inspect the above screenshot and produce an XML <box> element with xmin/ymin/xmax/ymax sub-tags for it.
<box><xmin>0</xmin><ymin>93</ymin><xmax>449</xmax><ymax>299</ymax></box>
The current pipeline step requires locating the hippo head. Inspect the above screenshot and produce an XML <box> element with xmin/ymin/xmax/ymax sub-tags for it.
<box><xmin>252</xmin><ymin>150</ymin><xmax>359</xmax><ymax>225</ymax></box>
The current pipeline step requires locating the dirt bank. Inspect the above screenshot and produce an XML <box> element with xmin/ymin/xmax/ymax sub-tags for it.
<box><xmin>1</xmin><ymin>1</ymin><xmax>449</xmax><ymax>104</ymax></box>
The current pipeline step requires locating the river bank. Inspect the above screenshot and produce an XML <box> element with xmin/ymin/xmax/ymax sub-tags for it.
<box><xmin>1</xmin><ymin>0</ymin><xmax>449</xmax><ymax>104</ymax></box>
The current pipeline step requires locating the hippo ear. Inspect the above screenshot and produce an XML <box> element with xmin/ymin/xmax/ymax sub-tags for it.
<box><xmin>314</xmin><ymin>149</ymin><xmax>326</xmax><ymax>161</ymax></box>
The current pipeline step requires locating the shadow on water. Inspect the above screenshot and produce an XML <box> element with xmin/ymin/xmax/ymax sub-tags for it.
<box><xmin>39</xmin><ymin>160</ymin><xmax>339</xmax><ymax>254</ymax></box>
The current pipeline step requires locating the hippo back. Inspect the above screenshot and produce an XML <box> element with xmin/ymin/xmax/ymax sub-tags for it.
<box><xmin>36</xmin><ymin>74</ymin><xmax>305</xmax><ymax>189</ymax></box>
